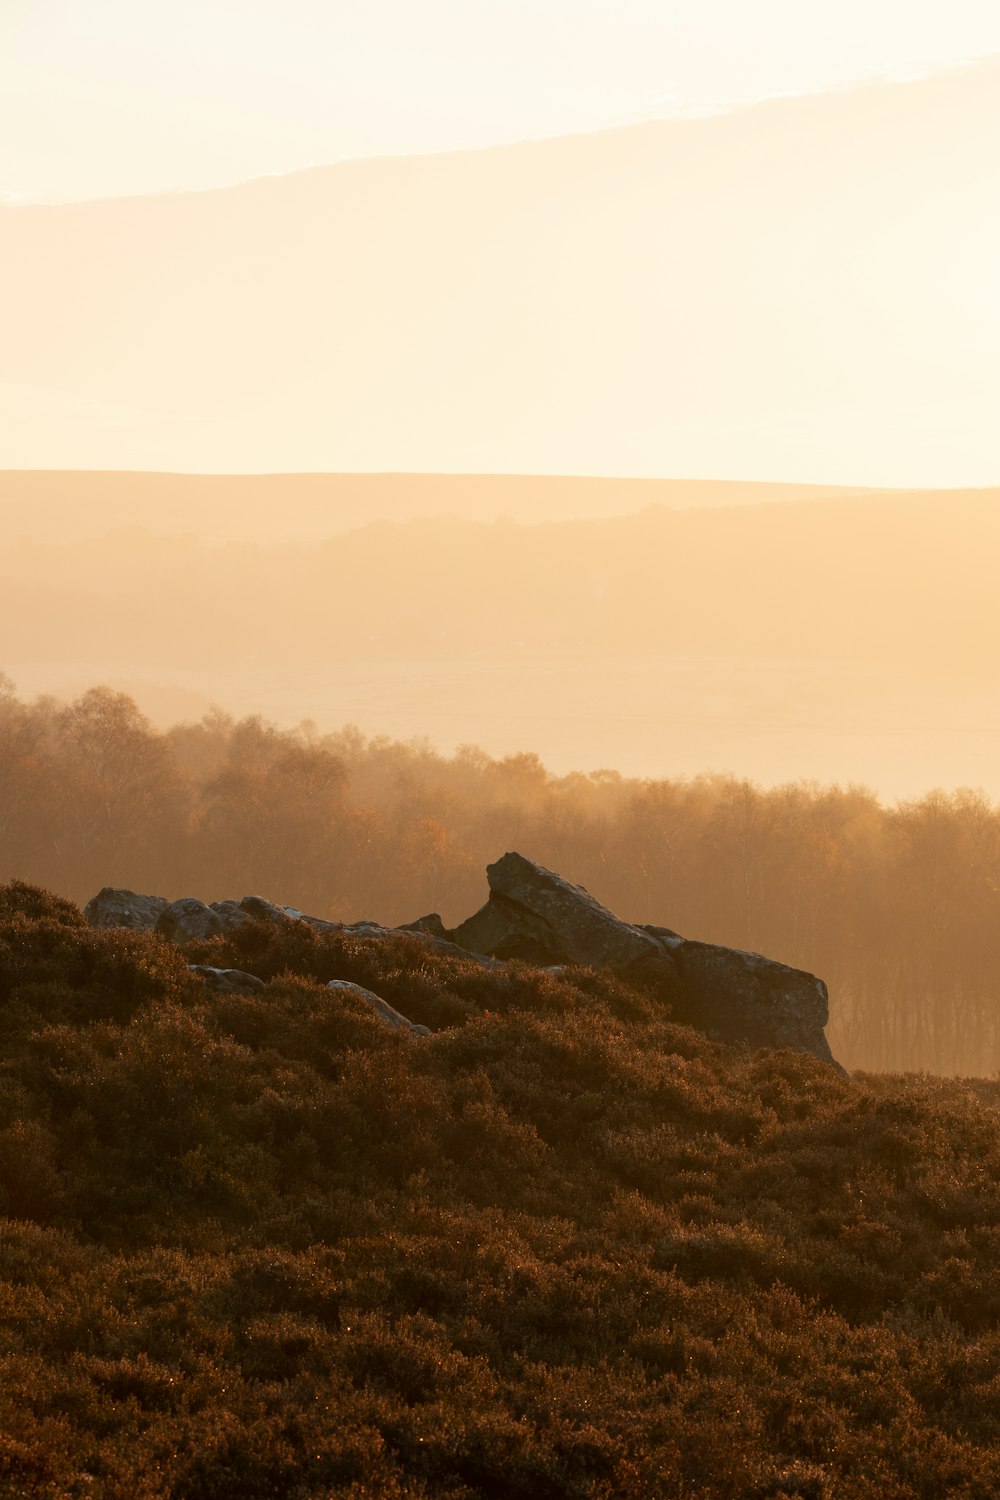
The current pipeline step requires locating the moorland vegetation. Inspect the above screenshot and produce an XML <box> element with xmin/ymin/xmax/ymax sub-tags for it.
<box><xmin>2</xmin><ymin>879</ymin><xmax>1000</xmax><ymax>1497</ymax></box>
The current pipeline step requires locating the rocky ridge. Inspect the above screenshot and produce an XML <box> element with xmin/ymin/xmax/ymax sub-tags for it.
<box><xmin>85</xmin><ymin>853</ymin><xmax>841</xmax><ymax>1068</ymax></box>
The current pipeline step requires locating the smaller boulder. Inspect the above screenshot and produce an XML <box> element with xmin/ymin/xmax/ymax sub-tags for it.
<box><xmin>239</xmin><ymin>895</ymin><xmax>297</xmax><ymax>926</ymax></box>
<box><xmin>400</xmin><ymin>913</ymin><xmax>449</xmax><ymax>939</ymax></box>
<box><xmin>327</xmin><ymin>979</ymin><xmax>430</xmax><ymax>1036</ymax></box>
<box><xmin>210</xmin><ymin>899</ymin><xmax>252</xmax><ymax>933</ymax></box>
<box><xmin>84</xmin><ymin>887</ymin><xmax>168</xmax><ymax>931</ymax></box>
<box><xmin>188</xmin><ymin>964</ymin><xmax>267</xmax><ymax>995</ymax></box>
<box><xmin>157</xmin><ymin>898</ymin><xmax>224</xmax><ymax>944</ymax></box>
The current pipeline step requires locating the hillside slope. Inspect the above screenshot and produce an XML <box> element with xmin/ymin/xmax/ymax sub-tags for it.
<box><xmin>3</xmin><ymin>59</ymin><xmax>998</xmax><ymax>481</ymax></box>
<box><xmin>2</xmin><ymin>881</ymin><xmax>999</xmax><ymax>1496</ymax></box>
<box><xmin>0</xmin><ymin>471</ymin><xmax>870</xmax><ymax>544</ymax></box>
<box><xmin>4</xmin><ymin>487</ymin><xmax>1000</xmax><ymax>792</ymax></box>
<box><xmin>4</xmin><ymin>490</ymin><xmax>1000</xmax><ymax>669</ymax></box>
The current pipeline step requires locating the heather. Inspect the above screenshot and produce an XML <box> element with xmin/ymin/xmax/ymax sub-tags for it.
<box><xmin>2</xmin><ymin>882</ymin><xmax>1000</xmax><ymax>1498</ymax></box>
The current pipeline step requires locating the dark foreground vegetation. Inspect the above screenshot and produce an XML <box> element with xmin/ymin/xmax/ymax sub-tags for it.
<box><xmin>2</xmin><ymin>881</ymin><xmax>1000</xmax><ymax>1497</ymax></box>
<box><xmin>3</xmin><ymin>679</ymin><xmax>1000</xmax><ymax>1073</ymax></box>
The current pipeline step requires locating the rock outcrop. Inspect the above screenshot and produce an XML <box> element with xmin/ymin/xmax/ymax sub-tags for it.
<box><xmin>452</xmin><ymin>852</ymin><xmax>681</xmax><ymax>995</ymax></box>
<box><xmin>83</xmin><ymin>853</ymin><xmax>841</xmax><ymax>1066</ymax></box>
<box><xmin>445</xmin><ymin>853</ymin><xmax>839</xmax><ymax>1069</ymax></box>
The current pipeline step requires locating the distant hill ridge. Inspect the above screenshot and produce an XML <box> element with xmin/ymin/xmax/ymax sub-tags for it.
<box><xmin>3</xmin><ymin>55</ymin><xmax>999</xmax><ymax>478</ymax></box>
<box><xmin>3</xmin><ymin>480</ymin><xmax>999</xmax><ymax>671</ymax></box>
<box><xmin>0</xmin><ymin>470</ymin><xmax>879</xmax><ymax>545</ymax></box>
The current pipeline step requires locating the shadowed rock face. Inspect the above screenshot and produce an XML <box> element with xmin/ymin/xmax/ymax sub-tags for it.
<box><xmin>447</xmin><ymin>853</ymin><xmax>840</xmax><ymax>1070</ymax></box>
<box><xmin>209</xmin><ymin>900</ymin><xmax>252</xmax><ymax>933</ymax></box>
<box><xmin>84</xmin><ymin>888</ymin><xmax>168</xmax><ymax>931</ymax></box>
<box><xmin>157</xmin><ymin>898</ymin><xmax>224</xmax><ymax>944</ymax></box>
<box><xmin>669</xmin><ymin>941</ymin><xmax>836</xmax><ymax>1068</ymax></box>
<box><xmin>237</xmin><ymin>895</ymin><xmax>298</xmax><ymax>927</ymax></box>
<box><xmin>453</xmin><ymin>853</ymin><xmax>681</xmax><ymax>994</ymax></box>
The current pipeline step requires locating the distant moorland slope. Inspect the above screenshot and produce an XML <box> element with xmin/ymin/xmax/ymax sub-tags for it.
<box><xmin>2</xmin><ymin>57</ymin><xmax>998</xmax><ymax>479</ymax></box>
<box><xmin>2</xmin><ymin>481</ymin><xmax>999</xmax><ymax>792</ymax></box>
<box><xmin>4</xmin><ymin>483</ymin><xmax>997</xmax><ymax>667</ymax></box>
<box><xmin>0</xmin><ymin>470</ymin><xmax>869</xmax><ymax>542</ymax></box>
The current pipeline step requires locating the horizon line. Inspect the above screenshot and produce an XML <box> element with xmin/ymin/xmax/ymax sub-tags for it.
<box><xmin>4</xmin><ymin>469</ymin><xmax>1000</xmax><ymax>495</ymax></box>
<box><xmin>2</xmin><ymin>53</ymin><xmax>994</xmax><ymax>211</ymax></box>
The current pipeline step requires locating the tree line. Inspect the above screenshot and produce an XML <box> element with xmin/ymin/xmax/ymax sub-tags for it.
<box><xmin>2</xmin><ymin>674</ymin><xmax>998</xmax><ymax>1075</ymax></box>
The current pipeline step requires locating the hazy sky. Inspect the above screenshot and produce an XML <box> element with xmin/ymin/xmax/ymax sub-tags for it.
<box><xmin>4</xmin><ymin>0</ymin><xmax>1000</xmax><ymax>201</ymax></box>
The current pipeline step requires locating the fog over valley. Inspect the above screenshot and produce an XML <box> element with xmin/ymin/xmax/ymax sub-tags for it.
<box><xmin>3</xmin><ymin>474</ymin><xmax>998</xmax><ymax>797</ymax></box>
